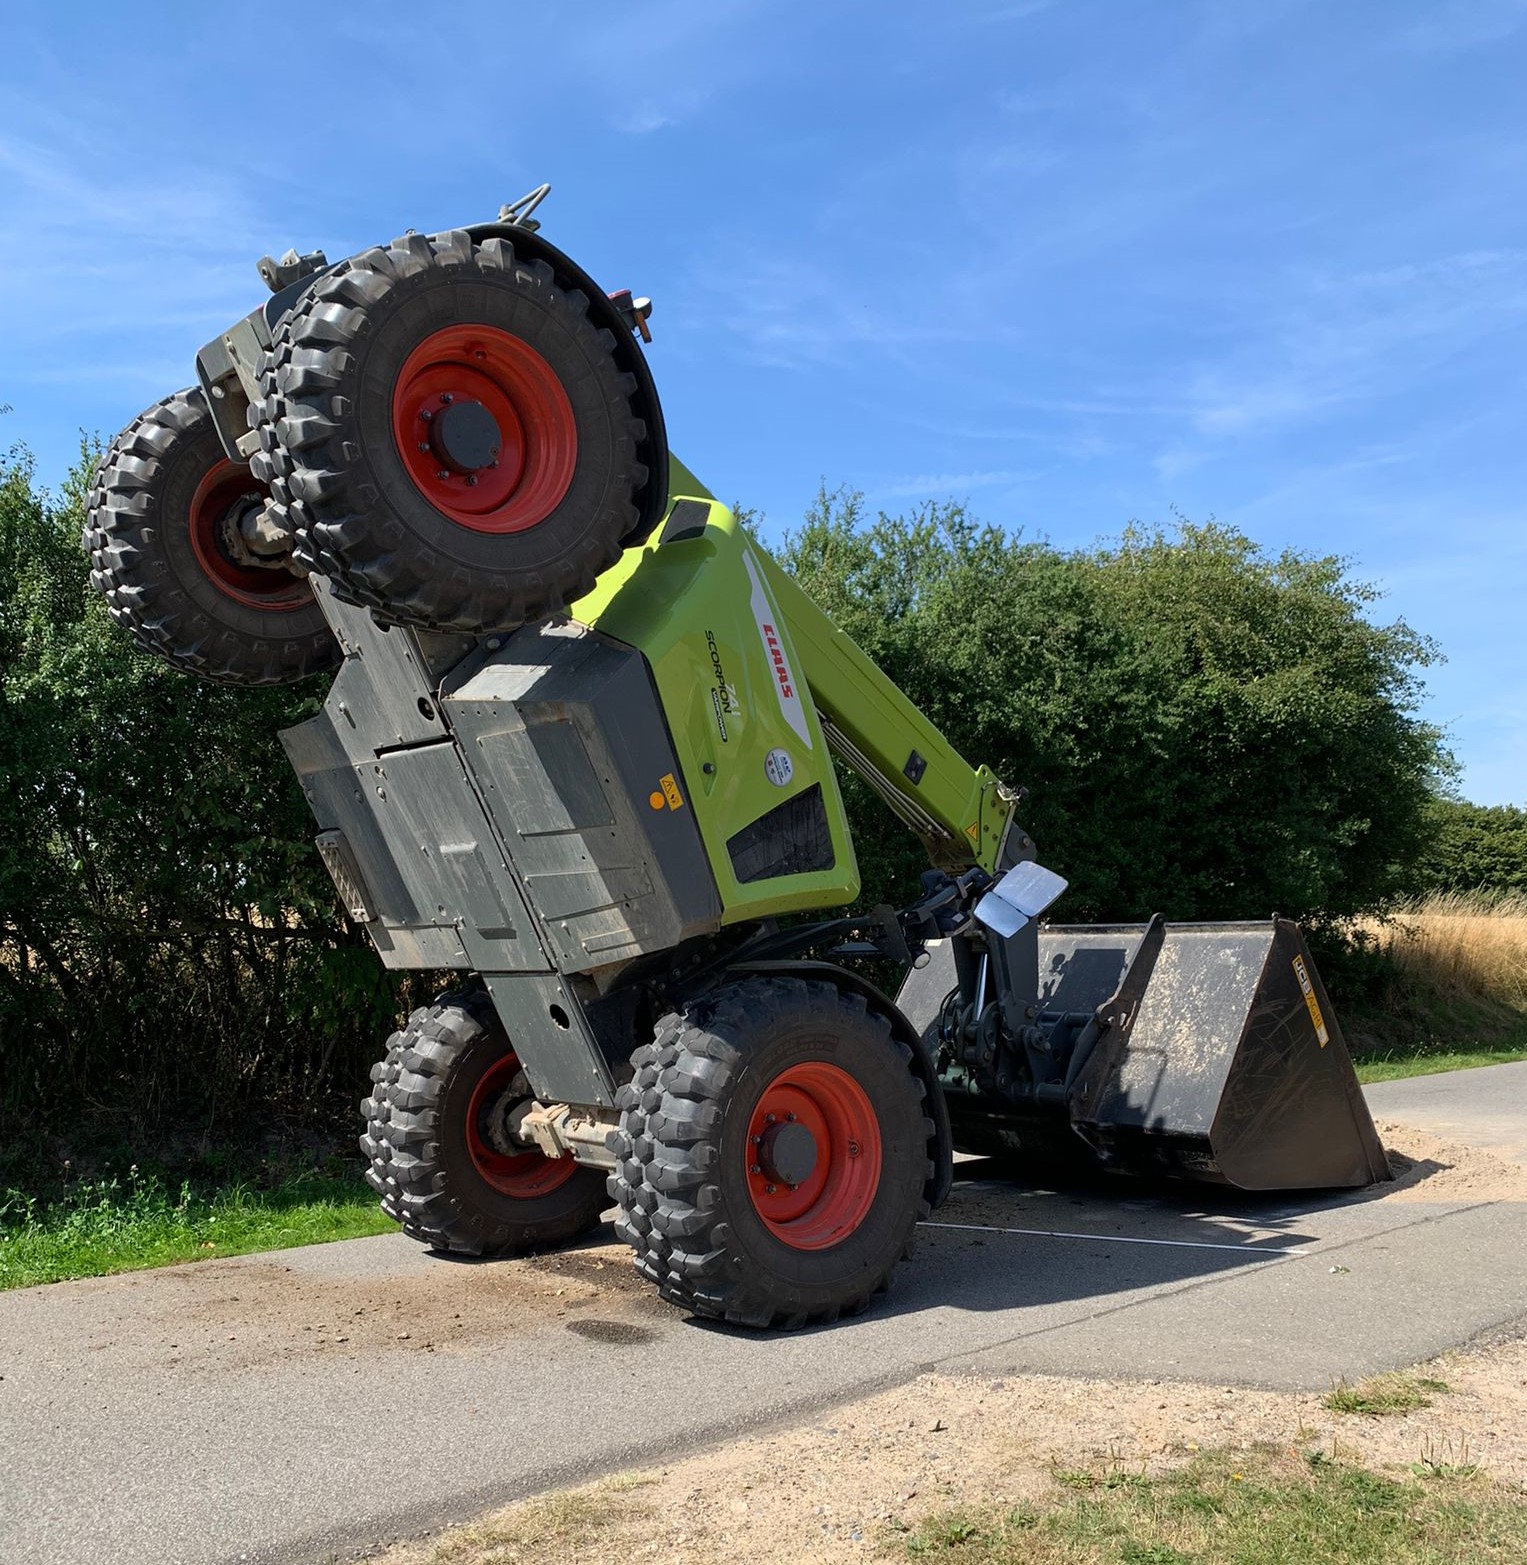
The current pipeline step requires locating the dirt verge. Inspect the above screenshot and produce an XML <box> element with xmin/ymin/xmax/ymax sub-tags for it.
<box><xmin>368</xmin><ymin>1323</ymin><xmax>1527</xmax><ymax>1564</ymax></box>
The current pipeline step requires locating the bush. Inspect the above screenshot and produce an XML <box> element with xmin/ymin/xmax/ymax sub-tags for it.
<box><xmin>780</xmin><ymin>488</ymin><xmax>1450</xmax><ymax>925</ymax></box>
<box><xmin>0</xmin><ymin>445</ymin><xmax>409</xmax><ymax>1160</ymax></box>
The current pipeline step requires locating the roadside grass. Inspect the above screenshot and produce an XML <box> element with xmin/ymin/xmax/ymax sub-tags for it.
<box><xmin>0</xmin><ymin>1165</ymin><xmax>391</xmax><ymax>1290</ymax></box>
<box><xmin>897</xmin><ymin>1447</ymin><xmax>1527</xmax><ymax>1564</ymax></box>
<box><xmin>1353</xmin><ymin>1044</ymin><xmax>1527</xmax><ymax>1083</ymax></box>
<box><xmin>1324</xmin><ymin>1373</ymin><xmax>1451</xmax><ymax>1417</ymax></box>
<box><xmin>1344</xmin><ymin>891</ymin><xmax>1527</xmax><ymax>1082</ymax></box>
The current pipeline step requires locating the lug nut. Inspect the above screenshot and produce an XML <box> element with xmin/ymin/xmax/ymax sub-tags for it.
<box><xmin>436</xmin><ymin>470</ymin><xmax>450</xmax><ymax>481</ymax></box>
<box><xmin>765</xmin><ymin>1184</ymin><xmax>776</xmax><ymax>1195</ymax></box>
<box><xmin>764</xmin><ymin>1113</ymin><xmax>776</xmax><ymax>1125</ymax></box>
<box><xmin>441</xmin><ymin>393</ymin><xmax>454</xmax><ymax>405</ymax></box>
<box><xmin>847</xmin><ymin>1140</ymin><xmax>860</xmax><ymax>1157</ymax></box>
<box><xmin>785</xmin><ymin>1112</ymin><xmax>796</xmax><ymax>1122</ymax></box>
<box><xmin>749</xmin><ymin>1163</ymin><xmax>762</xmax><ymax>1175</ymax></box>
<box><xmin>467</xmin><ymin>475</ymin><xmax>479</xmax><ymax>487</ymax></box>
<box><xmin>419</xmin><ymin>409</ymin><xmax>433</xmax><ymax>421</ymax></box>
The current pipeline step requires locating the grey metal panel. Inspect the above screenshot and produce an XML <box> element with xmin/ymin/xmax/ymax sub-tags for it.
<box><xmin>369</xmin><ymin>922</ymin><xmax>471</xmax><ymax>969</ymax></box>
<box><xmin>481</xmin><ymin>973</ymin><xmax>618</xmax><ymax>1108</ymax></box>
<box><xmin>896</xmin><ymin>938</ymin><xmax>957</xmax><ymax>1040</ymax></box>
<box><xmin>446</xmin><ymin>623</ymin><xmax>721</xmax><ymax>973</ymax></box>
<box><xmin>280</xmin><ymin>708</ymin><xmax>348</xmax><ymax>776</ymax></box>
<box><xmin>370</xmin><ymin>743</ymin><xmax>548</xmax><ymax>974</ymax></box>
<box><xmin>282</xmin><ymin>720</ymin><xmax>546</xmax><ymax>973</ymax></box>
<box><xmin>308</xmin><ymin>584</ymin><xmax>451</xmax><ymax>761</ymax></box>
<box><xmin>283</xmin><ymin>719</ymin><xmax>427</xmax><ymax>927</ymax></box>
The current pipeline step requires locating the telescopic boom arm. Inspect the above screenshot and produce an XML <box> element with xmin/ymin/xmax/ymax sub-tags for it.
<box><xmin>753</xmin><ymin>549</ymin><xmax>1018</xmax><ymax>876</ymax></box>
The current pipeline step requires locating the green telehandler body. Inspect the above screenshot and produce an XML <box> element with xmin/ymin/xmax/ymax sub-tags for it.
<box><xmin>83</xmin><ymin>191</ymin><xmax>1388</xmax><ymax>1328</ymax></box>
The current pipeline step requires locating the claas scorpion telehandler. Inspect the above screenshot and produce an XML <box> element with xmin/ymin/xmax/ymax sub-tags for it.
<box><xmin>84</xmin><ymin>189</ymin><xmax>1388</xmax><ymax>1328</ymax></box>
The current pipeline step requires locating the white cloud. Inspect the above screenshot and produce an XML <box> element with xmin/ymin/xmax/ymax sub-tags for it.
<box><xmin>868</xmin><ymin>468</ymin><xmax>1033</xmax><ymax>500</ymax></box>
<box><xmin>616</xmin><ymin>103</ymin><xmax>677</xmax><ymax>135</ymax></box>
<box><xmin>1170</xmin><ymin>249</ymin><xmax>1527</xmax><ymax>440</ymax></box>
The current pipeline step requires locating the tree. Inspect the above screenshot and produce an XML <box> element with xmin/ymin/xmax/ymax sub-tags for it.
<box><xmin>780</xmin><ymin>488</ymin><xmax>1450</xmax><ymax>924</ymax></box>
<box><xmin>1415</xmin><ymin>799</ymin><xmax>1527</xmax><ymax>894</ymax></box>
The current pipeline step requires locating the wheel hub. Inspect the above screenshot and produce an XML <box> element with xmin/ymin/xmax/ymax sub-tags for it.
<box><xmin>480</xmin><ymin>1088</ymin><xmax>530</xmax><ymax>1158</ymax></box>
<box><xmin>188</xmin><ymin>459</ymin><xmax>310</xmax><ymax>610</ymax></box>
<box><xmin>758</xmin><ymin>1119</ymin><xmax>818</xmax><ymax>1187</ymax></box>
<box><xmin>465</xmin><ymin>1054</ymin><xmax>580</xmax><ymax>1199</ymax></box>
<box><xmin>217</xmin><ymin>496</ymin><xmax>293</xmax><ymax>571</ymax></box>
<box><xmin>428</xmin><ymin>398</ymin><xmax>503</xmax><ymax>475</ymax></box>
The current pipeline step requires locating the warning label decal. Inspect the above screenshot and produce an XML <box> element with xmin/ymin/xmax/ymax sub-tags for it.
<box><xmin>1292</xmin><ymin>954</ymin><xmax>1330</xmax><ymax>1047</ymax></box>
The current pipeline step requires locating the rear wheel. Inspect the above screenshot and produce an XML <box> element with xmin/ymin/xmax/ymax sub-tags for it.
<box><xmin>84</xmin><ymin>389</ymin><xmax>337</xmax><ymax>685</ymax></box>
<box><xmin>609</xmin><ymin>977</ymin><xmax>934</xmax><ymax>1329</ymax></box>
<box><xmin>256</xmin><ymin>228</ymin><xmax>654</xmax><ymax>634</ymax></box>
<box><xmin>361</xmin><ymin>990</ymin><xmax>609</xmax><ymax>1255</ymax></box>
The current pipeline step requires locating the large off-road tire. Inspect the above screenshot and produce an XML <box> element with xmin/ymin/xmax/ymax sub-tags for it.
<box><xmin>609</xmin><ymin>977</ymin><xmax>935</xmax><ymax>1329</ymax></box>
<box><xmin>84</xmin><ymin>389</ymin><xmax>337</xmax><ymax>685</ymax></box>
<box><xmin>255</xmin><ymin>228</ymin><xmax>652</xmax><ymax>634</ymax></box>
<box><xmin>361</xmin><ymin>989</ymin><xmax>609</xmax><ymax>1255</ymax></box>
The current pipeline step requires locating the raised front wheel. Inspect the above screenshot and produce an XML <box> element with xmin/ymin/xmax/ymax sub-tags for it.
<box><xmin>255</xmin><ymin>228</ymin><xmax>659</xmax><ymax>634</ymax></box>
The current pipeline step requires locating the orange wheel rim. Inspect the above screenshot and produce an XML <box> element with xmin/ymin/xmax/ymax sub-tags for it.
<box><xmin>390</xmin><ymin>323</ymin><xmax>577</xmax><ymax>533</ymax></box>
<box><xmin>745</xmin><ymin>1061</ymin><xmax>882</xmax><ymax>1250</ymax></box>
<box><xmin>465</xmin><ymin>1053</ymin><xmax>579</xmax><ymax>1199</ymax></box>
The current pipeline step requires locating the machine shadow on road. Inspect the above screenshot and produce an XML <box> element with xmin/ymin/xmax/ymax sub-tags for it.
<box><xmin>426</xmin><ymin>1138</ymin><xmax>1453</xmax><ymax>1342</ymax></box>
<box><xmin>683</xmin><ymin>1143</ymin><xmax>1455</xmax><ymax>1340</ymax></box>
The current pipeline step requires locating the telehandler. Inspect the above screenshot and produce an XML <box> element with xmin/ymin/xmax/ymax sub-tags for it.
<box><xmin>84</xmin><ymin>190</ymin><xmax>1388</xmax><ymax>1328</ymax></box>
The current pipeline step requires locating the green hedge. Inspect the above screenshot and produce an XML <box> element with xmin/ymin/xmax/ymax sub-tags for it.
<box><xmin>1</xmin><ymin>459</ymin><xmax>1453</xmax><ymax>1144</ymax></box>
<box><xmin>1415</xmin><ymin>799</ymin><xmax>1527</xmax><ymax>894</ymax></box>
<box><xmin>0</xmin><ymin>448</ymin><xmax>410</xmax><ymax>1142</ymax></box>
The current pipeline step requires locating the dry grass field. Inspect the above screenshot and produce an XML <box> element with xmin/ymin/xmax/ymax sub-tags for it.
<box><xmin>1367</xmin><ymin>892</ymin><xmax>1527</xmax><ymax>1009</ymax></box>
<box><xmin>1347</xmin><ymin>892</ymin><xmax>1527</xmax><ymax>1079</ymax></box>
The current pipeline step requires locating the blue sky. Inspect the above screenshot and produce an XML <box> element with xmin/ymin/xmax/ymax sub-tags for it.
<box><xmin>2</xmin><ymin>1</ymin><xmax>1524</xmax><ymax>804</ymax></box>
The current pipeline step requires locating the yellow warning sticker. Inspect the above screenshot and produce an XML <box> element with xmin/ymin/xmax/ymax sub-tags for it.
<box><xmin>659</xmin><ymin>773</ymin><xmax>685</xmax><ymax>811</ymax></box>
<box><xmin>964</xmin><ymin>821</ymin><xmax>981</xmax><ymax>842</ymax></box>
<box><xmin>1292</xmin><ymin>955</ymin><xmax>1330</xmax><ymax>1047</ymax></box>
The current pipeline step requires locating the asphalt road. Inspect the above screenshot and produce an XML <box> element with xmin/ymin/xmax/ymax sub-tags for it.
<box><xmin>1365</xmin><ymin>1059</ymin><xmax>1527</xmax><ymax>1164</ymax></box>
<box><xmin>4</xmin><ymin>1067</ymin><xmax>1526</xmax><ymax>1565</ymax></box>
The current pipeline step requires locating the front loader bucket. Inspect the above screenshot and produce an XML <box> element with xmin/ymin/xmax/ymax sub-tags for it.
<box><xmin>1041</xmin><ymin>919</ymin><xmax>1390</xmax><ymax>1190</ymax></box>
